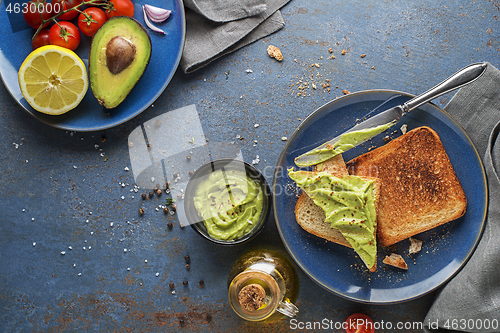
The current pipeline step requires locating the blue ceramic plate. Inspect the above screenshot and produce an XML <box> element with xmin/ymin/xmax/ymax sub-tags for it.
<box><xmin>0</xmin><ymin>0</ymin><xmax>185</xmax><ymax>131</ymax></box>
<box><xmin>273</xmin><ymin>90</ymin><xmax>487</xmax><ymax>304</ymax></box>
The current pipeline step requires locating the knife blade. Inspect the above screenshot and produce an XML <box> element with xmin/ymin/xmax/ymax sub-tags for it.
<box><xmin>294</xmin><ymin>62</ymin><xmax>488</xmax><ymax>167</ymax></box>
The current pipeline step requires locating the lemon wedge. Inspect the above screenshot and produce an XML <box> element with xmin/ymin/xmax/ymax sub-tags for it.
<box><xmin>18</xmin><ymin>45</ymin><xmax>88</xmax><ymax>115</ymax></box>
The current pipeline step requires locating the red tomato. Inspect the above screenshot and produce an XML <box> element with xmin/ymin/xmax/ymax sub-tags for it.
<box><xmin>53</xmin><ymin>0</ymin><xmax>82</xmax><ymax>21</ymax></box>
<box><xmin>48</xmin><ymin>21</ymin><xmax>81</xmax><ymax>51</ymax></box>
<box><xmin>345</xmin><ymin>313</ymin><xmax>375</xmax><ymax>333</ymax></box>
<box><xmin>105</xmin><ymin>0</ymin><xmax>135</xmax><ymax>19</ymax></box>
<box><xmin>23</xmin><ymin>0</ymin><xmax>54</xmax><ymax>29</ymax></box>
<box><xmin>78</xmin><ymin>8</ymin><xmax>107</xmax><ymax>37</ymax></box>
<box><xmin>32</xmin><ymin>29</ymin><xmax>51</xmax><ymax>50</ymax></box>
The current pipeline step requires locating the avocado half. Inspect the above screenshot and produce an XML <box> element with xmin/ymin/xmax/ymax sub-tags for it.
<box><xmin>89</xmin><ymin>16</ymin><xmax>152</xmax><ymax>109</ymax></box>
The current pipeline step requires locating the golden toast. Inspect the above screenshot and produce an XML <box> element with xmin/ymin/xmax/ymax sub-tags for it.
<box><xmin>346</xmin><ymin>126</ymin><xmax>467</xmax><ymax>247</ymax></box>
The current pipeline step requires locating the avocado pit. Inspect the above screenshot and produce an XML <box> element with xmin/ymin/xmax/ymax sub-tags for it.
<box><xmin>106</xmin><ymin>36</ymin><xmax>136</xmax><ymax>75</ymax></box>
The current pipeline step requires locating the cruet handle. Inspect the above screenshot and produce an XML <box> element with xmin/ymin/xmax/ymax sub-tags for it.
<box><xmin>276</xmin><ymin>300</ymin><xmax>299</xmax><ymax>318</ymax></box>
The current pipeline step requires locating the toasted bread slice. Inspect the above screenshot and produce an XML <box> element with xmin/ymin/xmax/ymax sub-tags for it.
<box><xmin>294</xmin><ymin>155</ymin><xmax>380</xmax><ymax>272</ymax></box>
<box><xmin>314</xmin><ymin>154</ymin><xmax>351</xmax><ymax>175</ymax></box>
<box><xmin>346</xmin><ymin>126</ymin><xmax>467</xmax><ymax>247</ymax></box>
<box><xmin>295</xmin><ymin>155</ymin><xmax>351</xmax><ymax>247</ymax></box>
<box><xmin>295</xmin><ymin>191</ymin><xmax>353</xmax><ymax>248</ymax></box>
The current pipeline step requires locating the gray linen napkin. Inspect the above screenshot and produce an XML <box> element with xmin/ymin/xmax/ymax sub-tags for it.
<box><xmin>181</xmin><ymin>0</ymin><xmax>291</xmax><ymax>73</ymax></box>
<box><xmin>183</xmin><ymin>0</ymin><xmax>267</xmax><ymax>22</ymax></box>
<box><xmin>424</xmin><ymin>62</ymin><xmax>500</xmax><ymax>333</ymax></box>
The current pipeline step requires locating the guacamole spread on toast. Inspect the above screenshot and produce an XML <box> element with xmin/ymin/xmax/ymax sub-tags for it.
<box><xmin>288</xmin><ymin>170</ymin><xmax>377</xmax><ymax>268</ymax></box>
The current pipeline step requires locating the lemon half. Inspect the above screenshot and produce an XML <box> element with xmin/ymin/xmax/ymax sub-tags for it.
<box><xmin>18</xmin><ymin>45</ymin><xmax>88</xmax><ymax>115</ymax></box>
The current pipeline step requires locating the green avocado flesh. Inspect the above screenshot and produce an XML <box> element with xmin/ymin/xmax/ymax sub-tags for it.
<box><xmin>89</xmin><ymin>17</ymin><xmax>151</xmax><ymax>109</ymax></box>
<box><xmin>193</xmin><ymin>169</ymin><xmax>264</xmax><ymax>241</ymax></box>
<box><xmin>295</xmin><ymin>122</ymin><xmax>395</xmax><ymax>167</ymax></box>
<box><xmin>288</xmin><ymin>169</ymin><xmax>377</xmax><ymax>269</ymax></box>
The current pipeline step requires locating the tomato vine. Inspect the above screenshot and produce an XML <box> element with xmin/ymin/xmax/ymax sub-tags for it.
<box><xmin>32</xmin><ymin>0</ymin><xmax>109</xmax><ymax>41</ymax></box>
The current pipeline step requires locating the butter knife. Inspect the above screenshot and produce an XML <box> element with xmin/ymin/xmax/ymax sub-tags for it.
<box><xmin>294</xmin><ymin>62</ymin><xmax>488</xmax><ymax>167</ymax></box>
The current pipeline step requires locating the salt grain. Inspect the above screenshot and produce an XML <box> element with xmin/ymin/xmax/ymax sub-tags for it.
<box><xmin>252</xmin><ymin>155</ymin><xmax>260</xmax><ymax>165</ymax></box>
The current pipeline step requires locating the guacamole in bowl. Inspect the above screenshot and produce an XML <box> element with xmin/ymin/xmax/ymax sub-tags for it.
<box><xmin>184</xmin><ymin>158</ymin><xmax>271</xmax><ymax>245</ymax></box>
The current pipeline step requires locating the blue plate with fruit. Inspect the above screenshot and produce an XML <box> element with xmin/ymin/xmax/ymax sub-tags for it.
<box><xmin>0</xmin><ymin>0</ymin><xmax>185</xmax><ymax>131</ymax></box>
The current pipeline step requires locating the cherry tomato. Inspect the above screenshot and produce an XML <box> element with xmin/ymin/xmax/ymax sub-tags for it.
<box><xmin>345</xmin><ymin>313</ymin><xmax>375</xmax><ymax>333</ymax></box>
<box><xmin>32</xmin><ymin>29</ymin><xmax>51</xmax><ymax>50</ymax></box>
<box><xmin>105</xmin><ymin>0</ymin><xmax>135</xmax><ymax>19</ymax></box>
<box><xmin>53</xmin><ymin>0</ymin><xmax>82</xmax><ymax>21</ymax></box>
<box><xmin>23</xmin><ymin>0</ymin><xmax>54</xmax><ymax>29</ymax></box>
<box><xmin>78</xmin><ymin>8</ymin><xmax>107</xmax><ymax>37</ymax></box>
<box><xmin>48</xmin><ymin>21</ymin><xmax>81</xmax><ymax>51</ymax></box>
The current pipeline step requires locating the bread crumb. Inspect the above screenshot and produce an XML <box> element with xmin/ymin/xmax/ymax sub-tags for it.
<box><xmin>400</xmin><ymin>124</ymin><xmax>408</xmax><ymax>135</ymax></box>
<box><xmin>267</xmin><ymin>45</ymin><xmax>283</xmax><ymax>61</ymax></box>
<box><xmin>361</xmin><ymin>54</ymin><xmax>366</xmax><ymax>58</ymax></box>
<box><xmin>341</xmin><ymin>49</ymin><xmax>346</xmax><ymax>55</ymax></box>
<box><xmin>409</xmin><ymin>237</ymin><xmax>423</xmax><ymax>254</ymax></box>
<box><xmin>342</xmin><ymin>89</ymin><xmax>350</xmax><ymax>95</ymax></box>
<box><xmin>383</xmin><ymin>253</ymin><xmax>408</xmax><ymax>270</ymax></box>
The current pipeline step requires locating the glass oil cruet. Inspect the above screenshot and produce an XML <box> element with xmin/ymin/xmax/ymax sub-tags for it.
<box><xmin>227</xmin><ymin>249</ymin><xmax>299</xmax><ymax>321</ymax></box>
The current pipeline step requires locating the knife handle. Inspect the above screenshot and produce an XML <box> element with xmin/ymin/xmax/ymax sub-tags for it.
<box><xmin>403</xmin><ymin>62</ymin><xmax>487</xmax><ymax>113</ymax></box>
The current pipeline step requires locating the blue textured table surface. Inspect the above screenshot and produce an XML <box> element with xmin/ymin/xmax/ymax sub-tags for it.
<box><xmin>1</xmin><ymin>0</ymin><xmax>499</xmax><ymax>332</ymax></box>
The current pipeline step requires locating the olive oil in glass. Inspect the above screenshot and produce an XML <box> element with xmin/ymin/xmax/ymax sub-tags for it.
<box><xmin>227</xmin><ymin>249</ymin><xmax>299</xmax><ymax>321</ymax></box>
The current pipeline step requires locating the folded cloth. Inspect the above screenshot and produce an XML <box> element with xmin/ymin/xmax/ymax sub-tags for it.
<box><xmin>183</xmin><ymin>0</ymin><xmax>267</xmax><ymax>22</ymax></box>
<box><xmin>181</xmin><ymin>0</ymin><xmax>291</xmax><ymax>73</ymax></box>
<box><xmin>424</xmin><ymin>62</ymin><xmax>500</xmax><ymax>333</ymax></box>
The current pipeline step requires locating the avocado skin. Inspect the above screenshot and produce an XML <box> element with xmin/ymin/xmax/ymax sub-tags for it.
<box><xmin>89</xmin><ymin>16</ymin><xmax>152</xmax><ymax>109</ymax></box>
